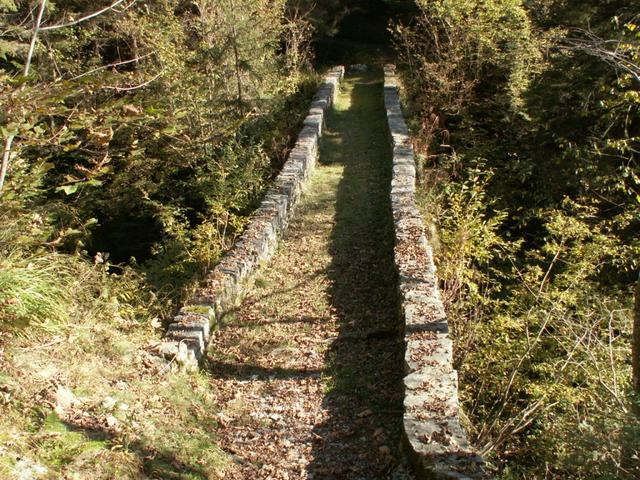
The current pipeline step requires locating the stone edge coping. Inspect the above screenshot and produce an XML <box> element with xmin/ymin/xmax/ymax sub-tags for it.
<box><xmin>155</xmin><ymin>66</ymin><xmax>345</xmax><ymax>369</ymax></box>
<box><xmin>384</xmin><ymin>64</ymin><xmax>487</xmax><ymax>479</ymax></box>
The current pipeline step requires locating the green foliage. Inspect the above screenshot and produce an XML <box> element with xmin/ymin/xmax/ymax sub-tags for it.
<box><xmin>0</xmin><ymin>2</ymin><xmax>315</xmax><ymax>476</ymax></box>
<box><xmin>1</xmin><ymin>0</ymin><xmax>316</xmax><ymax>302</ymax></box>
<box><xmin>0</xmin><ymin>0</ymin><xmax>17</xmax><ymax>13</ymax></box>
<box><xmin>394</xmin><ymin>0</ymin><xmax>540</xmax><ymax>116</ymax></box>
<box><xmin>398</xmin><ymin>0</ymin><xmax>640</xmax><ymax>477</ymax></box>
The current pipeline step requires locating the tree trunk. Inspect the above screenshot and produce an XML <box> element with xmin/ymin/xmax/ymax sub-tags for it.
<box><xmin>0</xmin><ymin>135</ymin><xmax>15</xmax><ymax>195</ymax></box>
<box><xmin>633</xmin><ymin>272</ymin><xmax>640</xmax><ymax>415</ymax></box>
<box><xmin>24</xmin><ymin>0</ymin><xmax>48</xmax><ymax>76</ymax></box>
<box><xmin>231</xmin><ymin>24</ymin><xmax>243</xmax><ymax>109</ymax></box>
<box><xmin>0</xmin><ymin>0</ymin><xmax>47</xmax><ymax>195</ymax></box>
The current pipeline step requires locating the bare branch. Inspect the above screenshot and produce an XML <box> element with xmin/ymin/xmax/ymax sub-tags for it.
<box><xmin>558</xmin><ymin>28</ymin><xmax>640</xmax><ymax>83</ymax></box>
<box><xmin>39</xmin><ymin>0</ymin><xmax>133</xmax><ymax>31</ymax></box>
<box><xmin>103</xmin><ymin>71</ymin><xmax>164</xmax><ymax>92</ymax></box>
<box><xmin>60</xmin><ymin>53</ymin><xmax>154</xmax><ymax>82</ymax></box>
<box><xmin>24</xmin><ymin>0</ymin><xmax>47</xmax><ymax>76</ymax></box>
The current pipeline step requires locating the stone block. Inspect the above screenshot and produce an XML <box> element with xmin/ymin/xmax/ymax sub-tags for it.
<box><xmin>303</xmin><ymin>113</ymin><xmax>323</xmax><ymax>136</ymax></box>
<box><xmin>159</xmin><ymin>66</ymin><xmax>344</xmax><ymax>370</ymax></box>
<box><xmin>174</xmin><ymin>309</ymin><xmax>214</xmax><ymax>340</ymax></box>
<box><xmin>385</xmin><ymin>64</ymin><xmax>487</xmax><ymax>478</ymax></box>
<box><xmin>405</xmin><ymin>337</ymin><xmax>453</xmax><ymax>373</ymax></box>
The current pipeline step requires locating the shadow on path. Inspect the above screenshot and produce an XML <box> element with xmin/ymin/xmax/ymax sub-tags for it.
<box><xmin>201</xmin><ymin>69</ymin><xmax>409</xmax><ymax>480</ymax></box>
<box><xmin>307</xmin><ymin>70</ymin><xmax>406</xmax><ymax>479</ymax></box>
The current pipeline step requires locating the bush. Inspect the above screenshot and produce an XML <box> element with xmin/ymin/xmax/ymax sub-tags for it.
<box><xmin>399</xmin><ymin>0</ymin><xmax>640</xmax><ymax>476</ymax></box>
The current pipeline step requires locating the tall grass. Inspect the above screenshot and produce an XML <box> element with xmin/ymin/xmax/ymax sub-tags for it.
<box><xmin>0</xmin><ymin>252</ymin><xmax>77</xmax><ymax>331</ymax></box>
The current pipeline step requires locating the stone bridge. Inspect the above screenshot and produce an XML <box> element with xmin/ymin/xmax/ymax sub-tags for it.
<box><xmin>157</xmin><ymin>65</ymin><xmax>486</xmax><ymax>479</ymax></box>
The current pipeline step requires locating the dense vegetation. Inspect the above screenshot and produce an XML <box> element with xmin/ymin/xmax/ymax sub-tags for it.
<box><xmin>1</xmin><ymin>0</ymin><xmax>317</xmax><ymax>299</ymax></box>
<box><xmin>394</xmin><ymin>0</ymin><xmax>640</xmax><ymax>477</ymax></box>
<box><xmin>0</xmin><ymin>0</ymin><xmax>316</xmax><ymax>477</ymax></box>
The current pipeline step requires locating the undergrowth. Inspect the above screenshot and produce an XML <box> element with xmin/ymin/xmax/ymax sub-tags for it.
<box><xmin>0</xmin><ymin>213</ymin><xmax>229</xmax><ymax>478</ymax></box>
<box><xmin>0</xmin><ymin>273</ymin><xmax>229</xmax><ymax>479</ymax></box>
<box><xmin>396</xmin><ymin>0</ymin><xmax>640</xmax><ymax>477</ymax></box>
<box><xmin>0</xmin><ymin>1</ymin><xmax>320</xmax><ymax>477</ymax></box>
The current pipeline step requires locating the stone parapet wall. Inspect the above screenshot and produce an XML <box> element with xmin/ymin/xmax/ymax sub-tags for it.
<box><xmin>158</xmin><ymin>67</ymin><xmax>345</xmax><ymax>369</ymax></box>
<box><xmin>384</xmin><ymin>64</ymin><xmax>486</xmax><ymax>479</ymax></box>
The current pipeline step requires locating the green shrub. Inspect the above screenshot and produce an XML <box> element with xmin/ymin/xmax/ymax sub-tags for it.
<box><xmin>400</xmin><ymin>0</ymin><xmax>639</xmax><ymax>476</ymax></box>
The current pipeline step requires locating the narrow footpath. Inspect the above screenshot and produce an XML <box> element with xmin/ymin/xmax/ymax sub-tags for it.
<box><xmin>207</xmin><ymin>70</ymin><xmax>410</xmax><ymax>480</ymax></box>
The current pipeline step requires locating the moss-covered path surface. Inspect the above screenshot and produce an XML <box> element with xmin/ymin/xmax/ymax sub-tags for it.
<box><xmin>207</xmin><ymin>70</ymin><xmax>410</xmax><ymax>479</ymax></box>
